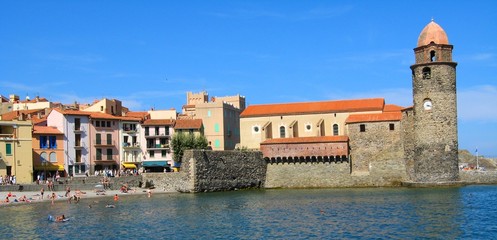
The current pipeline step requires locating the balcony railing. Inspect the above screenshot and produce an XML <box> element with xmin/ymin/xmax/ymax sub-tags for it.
<box><xmin>95</xmin><ymin>155</ymin><xmax>119</xmax><ymax>161</ymax></box>
<box><xmin>146</xmin><ymin>144</ymin><xmax>170</xmax><ymax>150</ymax></box>
<box><xmin>0</xmin><ymin>134</ymin><xmax>14</xmax><ymax>140</ymax></box>
<box><xmin>74</xmin><ymin>126</ymin><xmax>85</xmax><ymax>132</ymax></box>
<box><xmin>122</xmin><ymin>128</ymin><xmax>138</xmax><ymax>133</ymax></box>
<box><xmin>144</xmin><ymin>133</ymin><xmax>171</xmax><ymax>138</ymax></box>
<box><xmin>123</xmin><ymin>142</ymin><xmax>141</xmax><ymax>149</ymax></box>
<box><xmin>93</xmin><ymin>140</ymin><xmax>116</xmax><ymax>146</ymax></box>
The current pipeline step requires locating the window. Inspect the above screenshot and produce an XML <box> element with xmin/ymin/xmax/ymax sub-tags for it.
<box><xmin>75</xmin><ymin>134</ymin><xmax>81</xmax><ymax>147</ymax></box>
<box><xmin>75</xmin><ymin>118</ymin><xmax>81</xmax><ymax>130</ymax></box>
<box><xmin>124</xmin><ymin>136</ymin><xmax>129</xmax><ymax>145</ymax></box>
<box><xmin>360</xmin><ymin>124</ymin><xmax>366</xmax><ymax>132</ymax></box>
<box><xmin>160</xmin><ymin>138</ymin><xmax>167</xmax><ymax>145</ymax></box>
<box><xmin>106</xmin><ymin>149</ymin><xmax>113</xmax><ymax>160</ymax></box>
<box><xmin>96</xmin><ymin>134</ymin><xmax>101</xmax><ymax>145</ymax></box>
<box><xmin>333</xmin><ymin>124</ymin><xmax>339</xmax><ymax>136</ymax></box>
<box><xmin>389</xmin><ymin>123</ymin><xmax>395</xmax><ymax>131</ymax></box>
<box><xmin>147</xmin><ymin>139</ymin><xmax>154</xmax><ymax>148</ymax></box>
<box><xmin>214</xmin><ymin>123</ymin><xmax>220</xmax><ymax>133</ymax></box>
<box><xmin>49</xmin><ymin>136</ymin><xmax>57</xmax><ymax>149</ymax></box>
<box><xmin>107</xmin><ymin>134</ymin><xmax>112</xmax><ymax>145</ymax></box>
<box><xmin>111</xmin><ymin>106</ymin><xmax>114</xmax><ymax>114</ymax></box>
<box><xmin>145</xmin><ymin>127</ymin><xmax>149</xmax><ymax>136</ymax></box>
<box><xmin>96</xmin><ymin>121</ymin><xmax>100</xmax><ymax>127</ymax></box>
<box><xmin>149</xmin><ymin>150</ymin><xmax>154</xmax><ymax>158</ymax></box>
<box><xmin>253</xmin><ymin>126</ymin><xmax>259</xmax><ymax>133</ymax></box>
<box><xmin>96</xmin><ymin>148</ymin><xmax>102</xmax><ymax>160</ymax></box>
<box><xmin>305</xmin><ymin>124</ymin><xmax>311</xmax><ymax>131</ymax></box>
<box><xmin>100</xmin><ymin>106</ymin><xmax>104</xmax><ymax>111</ymax></box>
<box><xmin>161</xmin><ymin>150</ymin><xmax>167</xmax><ymax>157</ymax></box>
<box><xmin>165</xmin><ymin>127</ymin><xmax>169</xmax><ymax>135</ymax></box>
<box><xmin>5</xmin><ymin>143</ymin><xmax>12</xmax><ymax>155</ymax></box>
<box><xmin>155</xmin><ymin>127</ymin><xmax>160</xmax><ymax>135</ymax></box>
<box><xmin>214</xmin><ymin>139</ymin><xmax>220</xmax><ymax>148</ymax></box>
<box><xmin>76</xmin><ymin>150</ymin><xmax>82</xmax><ymax>162</ymax></box>
<box><xmin>422</xmin><ymin>67</ymin><xmax>431</xmax><ymax>79</ymax></box>
<box><xmin>430</xmin><ymin>50</ymin><xmax>437</xmax><ymax>62</ymax></box>
<box><xmin>40</xmin><ymin>152</ymin><xmax>48</xmax><ymax>163</ymax></box>
<box><xmin>280</xmin><ymin>126</ymin><xmax>286</xmax><ymax>138</ymax></box>
<box><xmin>49</xmin><ymin>152</ymin><xmax>56</xmax><ymax>162</ymax></box>
<box><xmin>106</xmin><ymin>121</ymin><xmax>111</xmax><ymax>128</ymax></box>
<box><xmin>40</xmin><ymin>136</ymin><xmax>48</xmax><ymax>149</ymax></box>
<box><xmin>207</xmin><ymin>110</ymin><xmax>211</xmax><ymax>117</ymax></box>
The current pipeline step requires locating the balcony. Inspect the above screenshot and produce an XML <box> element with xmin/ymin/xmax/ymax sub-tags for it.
<box><xmin>74</xmin><ymin>142</ymin><xmax>86</xmax><ymax>149</ymax></box>
<box><xmin>0</xmin><ymin>134</ymin><xmax>14</xmax><ymax>141</ymax></box>
<box><xmin>74</xmin><ymin>126</ymin><xmax>85</xmax><ymax>133</ymax></box>
<box><xmin>146</xmin><ymin>144</ymin><xmax>170</xmax><ymax>150</ymax></box>
<box><xmin>122</xmin><ymin>128</ymin><xmax>138</xmax><ymax>134</ymax></box>
<box><xmin>144</xmin><ymin>133</ymin><xmax>171</xmax><ymax>139</ymax></box>
<box><xmin>95</xmin><ymin>155</ymin><xmax>119</xmax><ymax>162</ymax></box>
<box><xmin>123</xmin><ymin>142</ymin><xmax>141</xmax><ymax>150</ymax></box>
<box><xmin>94</xmin><ymin>140</ymin><xmax>116</xmax><ymax>147</ymax></box>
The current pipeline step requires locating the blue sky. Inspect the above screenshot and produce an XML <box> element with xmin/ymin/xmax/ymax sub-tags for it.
<box><xmin>1</xmin><ymin>1</ymin><xmax>496</xmax><ymax>157</ymax></box>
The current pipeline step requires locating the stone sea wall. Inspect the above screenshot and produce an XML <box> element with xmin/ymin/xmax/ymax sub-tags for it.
<box><xmin>459</xmin><ymin>171</ymin><xmax>497</xmax><ymax>184</ymax></box>
<box><xmin>144</xmin><ymin>150</ymin><xmax>266</xmax><ymax>193</ymax></box>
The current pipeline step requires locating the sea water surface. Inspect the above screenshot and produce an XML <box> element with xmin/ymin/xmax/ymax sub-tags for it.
<box><xmin>1</xmin><ymin>185</ymin><xmax>496</xmax><ymax>239</ymax></box>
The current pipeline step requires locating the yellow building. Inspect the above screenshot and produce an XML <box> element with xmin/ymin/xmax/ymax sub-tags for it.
<box><xmin>182</xmin><ymin>91</ymin><xmax>245</xmax><ymax>150</ymax></box>
<box><xmin>0</xmin><ymin>119</ymin><xmax>33</xmax><ymax>184</ymax></box>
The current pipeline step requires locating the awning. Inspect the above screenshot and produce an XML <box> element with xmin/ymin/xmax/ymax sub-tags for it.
<box><xmin>142</xmin><ymin>161</ymin><xmax>169</xmax><ymax>167</ymax></box>
<box><xmin>34</xmin><ymin>164</ymin><xmax>65</xmax><ymax>171</ymax></box>
<box><xmin>122</xmin><ymin>163</ymin><xmax>137</xmax><ymax>169</ymax></box>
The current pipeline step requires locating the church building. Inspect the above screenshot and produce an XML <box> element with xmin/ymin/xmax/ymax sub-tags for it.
<box><xmin>240</xmin><ymin>20</ymin><xmax>459</xmax><ymax>186</ymax></box>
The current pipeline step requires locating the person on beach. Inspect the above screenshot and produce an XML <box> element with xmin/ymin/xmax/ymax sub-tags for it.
<box><xmin>147</xmin><ymin>189</ymin><xmax>152</xmax><ymax>198</ymax></box>
<box><xmin>55</xmin><ymin>215</ymin><xmax>66</xmax><ymax>222</ymax></box>
<box><xmin>114</xmin><ymin>194</ymin><xmax>119</xmax><ymax>202</ymax></box>
<box><xmin>40</xmin><ymin>187</ymin><xmax>44</xmax><ymax>200</ymax></box>
<box><xmin>65</xmin><ymin>186</ymin><xmax>71</xmax><ymax>197</ymax></box>
<box><xmin>50</xmin><ymin>192</ymin><xmax>56</xmax><ymax>205</ymax></box>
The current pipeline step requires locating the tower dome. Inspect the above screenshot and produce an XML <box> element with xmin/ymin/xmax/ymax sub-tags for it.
<box><xmin>417</xmin><ymin>20</ymin><xmax>449</xmax><ymax>47</ymax></box>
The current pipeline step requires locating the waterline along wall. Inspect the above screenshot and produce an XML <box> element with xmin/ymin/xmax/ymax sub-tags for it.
<box><xmin>143</xmin><ymin>150</ymin><xmax>497</xmax><ymax>192</ymax></box>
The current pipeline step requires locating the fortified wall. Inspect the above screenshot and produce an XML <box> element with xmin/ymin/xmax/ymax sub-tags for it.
<box><xmin>143</xmin><ymin>150</ymin><xmax>266</xmax><ymax>192</ymax></box>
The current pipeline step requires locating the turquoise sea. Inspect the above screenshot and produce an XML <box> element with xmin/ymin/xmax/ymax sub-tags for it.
<box><xmin>1</xmin><ymin>185</ymin><xmax>496</xmax><ymax>239</ymax></box>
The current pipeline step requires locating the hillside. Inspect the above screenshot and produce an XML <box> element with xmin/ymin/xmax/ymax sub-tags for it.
<box><xmin>459</xmin><ymin>149</ymin><xmax>497</xmax><ymax>170</ymax></box>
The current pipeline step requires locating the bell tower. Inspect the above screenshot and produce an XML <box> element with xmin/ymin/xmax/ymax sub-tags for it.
<box><xmin>409</xmin><ymin>20</ymin><xmax>459</xmax><ymax>182</ymax></box>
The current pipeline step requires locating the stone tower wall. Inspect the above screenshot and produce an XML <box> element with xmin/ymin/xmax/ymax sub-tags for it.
<box><xmin>401</xmin><ymin>109</ymin><xmax>416</xmax><ymax>181</ymax></box>
<box><xmin>410</xmin><ymin>62</ymin><xmax>459</xmax><ymax>182</ymax></box>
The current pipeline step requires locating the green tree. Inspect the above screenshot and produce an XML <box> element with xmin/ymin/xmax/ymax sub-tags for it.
<box><xmin>171</xmin><ymin>132</ymin><xmax>208</xmax><ymax>163</ymax></box>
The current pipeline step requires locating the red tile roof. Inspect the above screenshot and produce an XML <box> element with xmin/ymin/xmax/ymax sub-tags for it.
<box><xmin>345</xmin><ymin>112</ymin><xmax>402</xmax><ymax>124</ymax></box>
<box><xmin>174</xmin><ymin>119</ymin><xmax>203</xmax><ymax>129</ymax></box>
<box><xmin>125</xmin><ymin>111</ymin><xmax>149</xmax><ymax>119</ymax></box>
<box><xmin>89</xmin><ymin>112</ymin><xmax>122</xmax><ymax>120</ymax></box>
<box><xmin>0</xmin><ymin>109</ymin><xmax>44</xmax><ymax>121</ymax></box>
<box><xmin>33</xmin><ymin>126</ymin><xmax>63</xmax><ymax>135</ymax></box>
<box><xmin>56</xmin><ymin>109</ymin><xmax>92</xmax><ymax>116</ymax></box>
<box><xmin>261</xmin><ymin>136</ymin><xmax>349</xmax><ymax>145</ymax></box>
<box><xmin>383</xmin><ymin>104</ymin><xmax>404</xmax><ymax>112</ymax></box>
<box><xmin>142</xmin><ymin>119</ymin><xmax>175</xmax><ymax>126</ymax></box>
<box><xmin>240</xmin><ymin>98</ymin><xmax>385</xmax><ymax>117</ymax></box>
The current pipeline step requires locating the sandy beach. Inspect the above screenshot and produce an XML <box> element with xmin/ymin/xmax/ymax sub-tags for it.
<box><xmin>0</xmin><ymin>187</ymin><xmax>167</xmax><ymax>207</ymax></box>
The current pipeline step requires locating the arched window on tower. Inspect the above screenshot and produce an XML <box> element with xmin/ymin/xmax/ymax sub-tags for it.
<box><xmin>422</xmin><ymin>67</ymin><xmax>431</xmax><ymax>79</ymax></box>
<box><xmin>279</xmin><ymin>126</ymin><xmax>286</xmax><ymax>138</ymax></box>
<box><xmin>333</xmin><ymin>124</ymin><xmax>339</xmax><ymax>136</ymax></box>
<box><xmin>430</xmin><ymin>50</ymin><xmax>437</xmax><ymax>62</ymax></box>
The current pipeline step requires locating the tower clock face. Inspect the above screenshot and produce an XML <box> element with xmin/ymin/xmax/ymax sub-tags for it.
<box><xmin>423</xmin><ymin>100</ymin><xmax>432</xmax><ymax>110</ymax></box>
